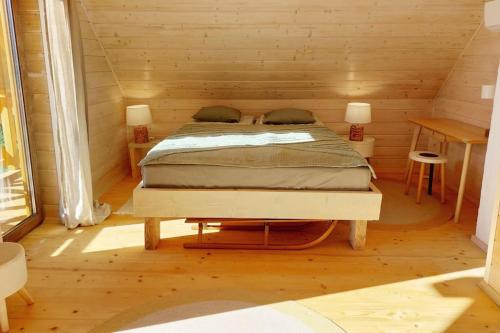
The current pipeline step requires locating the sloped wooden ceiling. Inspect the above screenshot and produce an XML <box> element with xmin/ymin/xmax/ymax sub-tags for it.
<box><xmin>78</xmin><ymin>0</ymin><xmax>486</xmax><ymax>173</ymax></box>
<box><xmin>80</xmin><ymin>0</ymin><xmax>484</xmax><ymax>100</ymax></box>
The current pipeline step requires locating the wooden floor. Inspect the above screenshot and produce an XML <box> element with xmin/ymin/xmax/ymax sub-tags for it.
<box><xmin>6</xmin><ymin>177</ymin><xmax>500</xmax><ymax>332</ymax></box>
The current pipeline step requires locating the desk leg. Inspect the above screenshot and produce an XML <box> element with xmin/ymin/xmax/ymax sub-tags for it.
<box><xmin>129</xmin><ymin>147</ymin><xmax>138</xmax><ymax>178</ymax></box>
<box><xmin>404</xmin><ymin>125</ymin><xmax>422</xmax><ymax>181</ymax></box>
<box><xmin>454</xmin><ymin>143</ymin><xmax>472</xmax><ymax>223</ymax></box>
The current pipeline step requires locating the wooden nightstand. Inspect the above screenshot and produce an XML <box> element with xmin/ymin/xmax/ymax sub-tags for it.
<box><xmin>128</xmin><ymin>139</ymin><xmax>161</xmax><ymax>178</ymax></box>
<box><xmin>342</xmin><ymin>136</ymin><xmax>375</xmax><ymax>159</ymax></box>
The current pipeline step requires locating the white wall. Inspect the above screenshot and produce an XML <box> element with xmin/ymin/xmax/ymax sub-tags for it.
<box><xmin>476</xmin><ymin>65</ymin><xmax>500</xmax><ymax>244</ymax></box>
<box><xmin>432</xmin><ymin>25</ymin><xmax>500</xmax><ymax>203</ymax></box>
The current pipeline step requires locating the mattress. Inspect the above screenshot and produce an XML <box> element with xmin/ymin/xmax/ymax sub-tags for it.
<box><xmin>140</xmin><ymin>122</ymin><xmax>373</xmax><ymax>191</ymax></box>
<box><xmin>142</xmin><ymin>164</ymin><xmax>371</xmax><ymax>190</ymax></box>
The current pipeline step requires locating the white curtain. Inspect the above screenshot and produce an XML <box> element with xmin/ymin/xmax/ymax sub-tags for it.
<box><xmin>39</xmin><ymin>0</ymin><xmax>110</xmax><ymax>228</ymax></box>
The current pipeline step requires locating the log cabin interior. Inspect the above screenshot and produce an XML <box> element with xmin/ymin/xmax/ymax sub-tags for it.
<box><xmin>0</xmin><ymin>0</ymin><xmax>500</xmax><ymax>332</ymax></box>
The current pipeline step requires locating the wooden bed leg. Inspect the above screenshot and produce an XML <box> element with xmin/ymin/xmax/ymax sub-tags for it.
<box><xmin>349</xmin><ymin>220</ymin><xmax>367</xmax><ymax>250</ymax></box>
<box><xmin>145</xmin><ymin>217</ymin><xmax>160</xmax><ymax>250</ymax></box>
<box><xmin>263</xmin><ymin>223</ymin><xmax>270</xmax><ymax>246</ymax></box>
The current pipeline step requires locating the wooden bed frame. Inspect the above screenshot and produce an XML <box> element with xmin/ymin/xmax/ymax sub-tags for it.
<box><xmin>184</xmin><ymin>218</ymin><xmax>339</xmax><ymax>250</ymax></box>
<box><xmin>133</xmin><ymin>182</ymin><xmax>382</xmax><ymax>250</ymax></box>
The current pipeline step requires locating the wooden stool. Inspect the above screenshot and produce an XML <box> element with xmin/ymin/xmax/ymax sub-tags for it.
<box><xmin>405</xmin><ymin>151</ymin><xmax>447</xmax><ymax>204</ymax></box>
<box><xmin>0</xmin><ymin>242</ymin><xmax>34</xmax><ymax>332</ymax></box>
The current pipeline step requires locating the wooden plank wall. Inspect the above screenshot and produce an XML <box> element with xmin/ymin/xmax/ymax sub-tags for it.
<box><xmin>14</xmin><ymin>0</ymin><xmax>59</xmax><ymax>217</ymax></box>
<box><xmin>78</xmin><ymin>2</ymin><xmax>128</xmax><ymax>197</ymax></box>
<box><xmin>433</xmin><ymin>25</ymin><xmax>500</xmax><ymax>202</ymax></box>
<box><xmin>12</xmin><ymin>0</ymin><xmax>493</xmax><ymax>213</ymax></box>
<box><xmin>126</xmin><ymin>98</ymin><xmax>432</xmax><ymax>173</ymax></box>
<box><xmin>81</xmin><ymin>0</ymin><xmax>485</xmax><ymax>175</ymax></box>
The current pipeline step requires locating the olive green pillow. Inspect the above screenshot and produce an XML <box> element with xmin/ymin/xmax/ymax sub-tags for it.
<box><xmin>263</xmin><ymin>108</ymin><xmax>315</xmax><ymax>125</ymax></box>
<box><xmin>193</xmin><ymin>106</ymin><xmax>241</xmax><ymax>123</ymax></box>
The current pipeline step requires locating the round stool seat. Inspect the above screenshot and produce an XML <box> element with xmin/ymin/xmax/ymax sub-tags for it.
<box><xmin>409</xmin><ymin>151</ymin><xmax>447</xmax><ymax>164</ymax></box>
<box><xmin>0</xmin><ymin>242</ymin><xmax>28</xmax><ymax>298</ymax></box>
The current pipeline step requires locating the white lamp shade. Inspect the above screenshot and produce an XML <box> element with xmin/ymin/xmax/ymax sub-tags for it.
<box><xmin>126</xmin><ymin>105</ymin><xmax>152</xmax><ymax>126</ymax></box>
<box><xmin>481</xmin><ymin>85</ymin><xmax>496</xmax><ymax>99</ymax></box>
<box><xmin>345</xmin><ymin>102</ymin><xmax>371</xmax><ymax>124</ymax></box>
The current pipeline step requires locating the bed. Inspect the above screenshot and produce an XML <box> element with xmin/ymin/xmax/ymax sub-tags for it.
<box><xmin>133</xmin><ymin>117</ymin><xmax>382</xmax><ymax>251</ymax></box>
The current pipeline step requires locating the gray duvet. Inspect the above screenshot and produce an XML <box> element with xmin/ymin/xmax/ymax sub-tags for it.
<box><xmin>140</xmin><ymin>123</ymin><xmax>373</xmax><ymax>172</ymax></box>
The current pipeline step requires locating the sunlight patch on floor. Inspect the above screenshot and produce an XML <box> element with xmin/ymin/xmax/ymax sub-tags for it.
<box><xmin>82</xmin><ymin>219</ymin><xmax>217</xmax><ymax>253</ymax></box>
<box><xmin>92</xmin><ymin>268</ymin><xmax>487</xmax><ymax>333</ymax></box>
<box><xmin>50</xmin><ymin>238</ymin><xmax>74</xmax><ymax>257</ymax></box>
<box><xmin>299</xmin><ymin>268</ymin><xmax>484</xmax><ymax>333</ymax></box>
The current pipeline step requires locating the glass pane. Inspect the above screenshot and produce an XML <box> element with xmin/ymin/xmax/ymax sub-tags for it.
<box><xmin>0</xmin><ymin>3</ymin><xmax>34</xmax><ymax>235</ymax></box>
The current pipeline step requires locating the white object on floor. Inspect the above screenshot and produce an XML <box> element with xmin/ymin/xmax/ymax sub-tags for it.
<box><xmin>114</xmin><ymin>197</ymin><xmax>134</xmax><ymax>215</ymax></box>
<box><xmin>113</xmin><ymin>301</ymin><xmax>345</xmax><ymax>333</ymax></box>
<box><xmin>485</xmin><ymin>0</ymin><xmax>500</xmax><ymax>32</ymax></box>
<box><xmin>481</xmin><ymin>85</ymin><xmax>496</xmax><ymax>99</ymax></box>
<box><xmin>0</xmin><ymin>242</ymin><xmax>34</xmax><ymax>332</ymax></box>
<box><xmin>94</xmin><ymin>201</ymin><xmax>112</xmax><ymax>222</ymax></box>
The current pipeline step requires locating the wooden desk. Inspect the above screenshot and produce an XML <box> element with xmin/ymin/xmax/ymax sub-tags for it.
<box><xmin>128</xmin><ymin>139</ymin><xmax>161</xmax><ymax>178</ymax></box>
<box><xmin>405</xmin><ymin>118</ymin><xmax>488</xmax><ymax>223</ymax></box>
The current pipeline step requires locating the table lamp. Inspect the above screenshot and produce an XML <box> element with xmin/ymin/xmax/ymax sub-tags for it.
<box><xmin>126</xmin><ymin>105</ymin><xmax>152</xmax><ymax>144</ymax></box>
<box><xmin>345</xmin><ymin>102</ymin><xmax>371</xmax><ymax>141</ymax></box>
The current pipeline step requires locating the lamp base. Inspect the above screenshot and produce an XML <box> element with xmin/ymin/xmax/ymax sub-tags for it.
<box><xmin>134</xmin><ymin>126</ymin><xmax>149</xmax><ymax>144</ymax></box>
<box><xmin>349</xmin><ymin>124</ymin><xmax>364</xmax><ymax>141</ymax></box>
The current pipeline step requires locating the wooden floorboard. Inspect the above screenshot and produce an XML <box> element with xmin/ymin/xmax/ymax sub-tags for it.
<box><xmin>6</xmin><ymin>177</ymin><xmax>500</xmax><ymax>332</ymax></box>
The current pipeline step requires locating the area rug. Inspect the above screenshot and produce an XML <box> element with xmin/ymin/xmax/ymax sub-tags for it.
<box><xmin>114</xmin><ymin>178</ymin><xmax>452</xmax><ymax>225</ymax></box>
<box><xmin>374</xmin><ymin>178</ymin><xmax>453</xmax><ymax>225</ymax></box>
<box><xmin>114</xmin><ymin>197</ymin><xmax>133</xmax><ymax>215</ymax></box>
<box><xmin>90</xmin><ymin>300</ymin><xmax>346</xmax><ymax>333</ymax></box>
